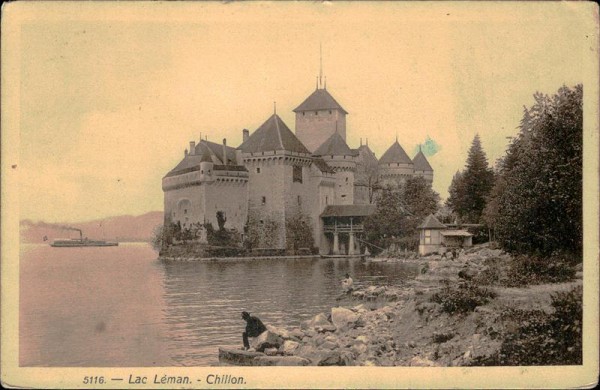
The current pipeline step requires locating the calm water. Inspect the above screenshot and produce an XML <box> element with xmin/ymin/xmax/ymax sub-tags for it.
<box><xmin>20</xmin><ymin>243</ymin><xmax>418</xmax><ymax>366</ymax></box>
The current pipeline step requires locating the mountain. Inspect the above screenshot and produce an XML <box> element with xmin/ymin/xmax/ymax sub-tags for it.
<box><xmin>20</xmin><ymin>211</ymin><xmax>164</xmax><ymax>243</ymax></box>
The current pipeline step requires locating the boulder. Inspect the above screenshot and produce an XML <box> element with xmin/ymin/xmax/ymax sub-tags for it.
<box><xmin>331</xmin><ymin>307</ymin><xmax>359</xmax><ymax>332</ymax></box>
<box><xmin>250</xmin><ymin>331</ymin><xmax>284</xmax><ymax>352</ymax></box>
<box><xmin>218</xmin><ymin>348</ymin><xmax>264</xmax><ymax>366</ymax></box>
<box><xmin>266</xmin><ymin>325</ymin><xmax>291</xmax><ymax>340</ymax></box>
<box><xmin>253</xmin><ymin>356</ymin><xmax>310</xmax><ymax>366</ymax></box>
<box><xmin>264</xmin><ymin>347</ymin><xmax>279</xmax><ymax>356</ymax></box>
<box><xmin>316</xmin><ymin>350</ymin><xmax>345</xmax><ymax>366</ymax></box>
<box><xmin>302</xmin><ymin>313</ymin><xmax>336</xmax><ymax>333</ymax></box>
<box><xmin>320</xmin><ymin>341</ymin><xmax>338</xmax><ymax>350</ymax></box>
<box><xmin>279</xmin><ymin>340</ymin><xmax>299</xmax><ymax>355</ymax></box>
<box><xmin>409</xmin><ymin>356</ymin><xmax>437</xmax><ymax>367</ymax></box>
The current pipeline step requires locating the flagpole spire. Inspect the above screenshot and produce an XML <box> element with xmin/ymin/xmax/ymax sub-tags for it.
<box><xmin>319</xmin><ymin>42</ymin><xmax>323</xmax><ymax>89</ymax></box>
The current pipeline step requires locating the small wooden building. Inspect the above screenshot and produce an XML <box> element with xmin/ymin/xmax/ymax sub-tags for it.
<box><xmin>418</xmin><ymin>214</ymin><xmax>474</xmax><ymax>255</ymax></box>
<box><xmin>417</xmin><ymin>214</ymin><xmax>447</xmax><ymax>255</ymax></box>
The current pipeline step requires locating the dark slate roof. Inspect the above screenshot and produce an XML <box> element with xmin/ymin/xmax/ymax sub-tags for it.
<box><xmin>412</xmin><ymin>150</ymin><xmax>433</xmax><ymax>171</ymax></box>
<box><xmin>164</xmin><ymin>154</ymin><xmax>204</xmax><ymax>178</ymax></box>
<box><xmin>379</xmin><ymin>141</ymin><xmax>413</xmax><ymax>165</ymax></box>
<box><xmin>417</xmin><ymin>214</ymin><xmax>447</xmax><ymax>229</ymax></box>
<box><xmin>238</xmin><ymin>114</ymin><xmax>311</xmax><ymax>154</ymax></box>
<box><xmin>293</xmin><ymin>88</ymin><xmax>348</xmax><ymax>114</ymax></box>
<box><xmin>312</xmin><ymin>157</ymin><xmax>336</xmax><ymax>174</ymax></box>
<box><xmin>313</xmin><ymin>132</ymin><xmax>354</xmax><ymax>157</ymax></box>
<box><xmin>197</xmin><ymin>140</ymin><xmax>237</xmax><ymax>165</ymax></box>
<box><xmin>320</xmin><ymin>204</ymin><xmax>376</xmax><ymax>218</ymax></box>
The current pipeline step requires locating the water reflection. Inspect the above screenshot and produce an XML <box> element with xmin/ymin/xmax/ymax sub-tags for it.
<box><xmin>159</xmin><ymin>257</ymin><xmax>419</xmax><ymax>365</ymax></box>
<box><xmin>20</xmin><ymin>244</ymin><xmax>418</xmax><ymax>366</ymax></box>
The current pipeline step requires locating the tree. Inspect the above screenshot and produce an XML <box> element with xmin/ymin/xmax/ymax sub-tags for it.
<box><xmin>285</xmin><ymin>211</ymin><xmax>315</xmax><ymax>253</ymax></box>
<box><xmin>446</xmin><ymin>135</ymin><xmax>495</xmax><ymax>223</ymax></box>
<box><xmin>492</xmin><ymin>85</ymin><xmax>582</xmax><ymax>257</ymax></box>
<box><xmin>364</xmin><ymin>178</ymin><xmax>439</xmax><ymax>252</ymax></box>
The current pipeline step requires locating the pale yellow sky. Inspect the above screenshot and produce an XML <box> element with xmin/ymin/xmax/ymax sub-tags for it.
<box><xmin>6</xmin><ymin>1</ymin><xmax>598</xmax><ymax>223</ymax></box>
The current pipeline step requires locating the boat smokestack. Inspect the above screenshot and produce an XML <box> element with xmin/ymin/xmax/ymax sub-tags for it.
<box><xmin>222</xmin><ymin>138</ymin><xmax>227</xmax><ymax>165</ymax></box>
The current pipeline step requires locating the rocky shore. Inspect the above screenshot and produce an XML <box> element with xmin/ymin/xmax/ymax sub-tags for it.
<box><xmin>219</xmin><ymin>245</ymin><xmax>582</xmax><ymax>366</ymax></box>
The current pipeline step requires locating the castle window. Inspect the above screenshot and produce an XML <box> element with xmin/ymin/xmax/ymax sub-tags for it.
<box><xmin>261</xmin><ymin>196</ymin><xmax>266</xmax><ymax>205</ymax></box>
<box><xmin>315</xmin><ymin>111</ymin><xmax>318</xmax><ymax>115</ymax></box>
<box><xmin>345</xmin><ymin>177</ymin><xmax>348</xmax><ymax>182</ymax></box>
<box><xmin>329</xmin><ymin>110</ymin><xmax>332</xmax><ymax>114</ymax></box>
<box><xmin>256</xmin><ymin>167</ymin><xmax>261</xmax><ymax>174</ymax></box>
<box><xmin>424</xmin><ymin>230</ymin><xmax>431</xmax><ymax>244</ymax></box>
<box><xmin>260</xmin><ymin>219</ymin><xmax>264</xmax><ymax>224</ymax></box>
<box><xmin>184</xmin><ymin>209</ymin><xmax>188</xmax><ymax>214</ymax></box>
<box><xmin>341</xmin><ymin>194</ymin><xmax>347</xmax><ymax>198</ymax></box>
<box><xmin>325</xmin><ymin>195</ymin><xmax>328</xmax><ymax>204</ymax></box>
<box><xmin>302</xmin><ymin>112</ymin><xmax>305</xmax><ymax>116</ymax></box>
<box><xmin>293</xmin><ymin>165</ymin><xmax>303</xmax><ymax>183</ymax></box>
<box><xmin>297</xmin><ymin>195</ymin><xmax>301</xmax><ymax>205</ymax></box>
<box><xmin>201</xmin><ymin>170</ymin><xmax>204</xmax><ymax>174</ymax></box>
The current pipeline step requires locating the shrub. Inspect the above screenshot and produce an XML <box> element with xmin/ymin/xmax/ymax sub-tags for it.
<box><xmin>505</xmin><ymin>255</ymin><xmax>576</xmax><ymax>287</ymax></box>
<box><xmin>430</xmin><ymin>281</ymin><xmax>497</xmax><ymax>314</ymax></box>
<box><xmin>471</xmin><ymin>285</ymin><xmax>582</xmax><ymax>365</ymax></box>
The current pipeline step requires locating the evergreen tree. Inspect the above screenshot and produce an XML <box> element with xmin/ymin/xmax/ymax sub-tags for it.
<box><xmin>492</xmin><ymin>85</ymin><xmax>582</xmax><ymax>256</ymax></box>
<box><xmin>447</xmin><ymin>135</ymin><xmax>495</xmax><ymax>223</ymax></box>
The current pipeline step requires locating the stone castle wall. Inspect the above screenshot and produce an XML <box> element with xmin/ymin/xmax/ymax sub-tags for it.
<box><xmin>295</xmin><ymin>109</ymin><xmax>346</xmax><ymax>152</ymax></box>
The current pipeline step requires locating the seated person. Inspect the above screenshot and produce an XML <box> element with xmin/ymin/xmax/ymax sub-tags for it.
<box><xmin>241</xmin><ymin>311</ymin><xmax>267</xmax><ymax>350</ymax></box>
<box><xmin>341</xmin><ymin>273</ymin><xmax>354</xmax><ymax>293</ymax></box>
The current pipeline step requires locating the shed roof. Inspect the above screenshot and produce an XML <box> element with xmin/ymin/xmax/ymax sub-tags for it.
<box><xmin>238</xmin><ymin>114</ymin><xmax>311</xmax><ymax>155</ymax></box>
<box><xmin>417</xmin><ymin>214</ymin><xmax>447</xmax><ymax>229</ymax></box>
<box><xmin>293</xmin><ymin>88</ymin><xmax>348</xmax><ymax>114</ymax></box>
<box><xmin>320</xmin><ymin>204</ymin><xmax>376</xmax><ymax>218</ymax></box>
<box><xmin>441</xmin><ymin>230</ymin><xmax>473</xmax><ymax>237</ymax></box>
<box><xmin>379</xmin><ymin>141</ymin><xmax>413</xmax><ymax>165</ymax></box>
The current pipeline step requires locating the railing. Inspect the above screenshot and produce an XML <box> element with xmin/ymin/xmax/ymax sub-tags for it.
<box><xmin>323</xmin><ymin>224</ymin><xmax>364</xmax><ymax>233</ymax></box>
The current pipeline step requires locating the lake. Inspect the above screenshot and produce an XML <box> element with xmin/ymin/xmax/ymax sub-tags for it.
<box><xmin>20</xmin><ymin>243</ymin><xmax>418</xmax><ymax>366</ymax></box>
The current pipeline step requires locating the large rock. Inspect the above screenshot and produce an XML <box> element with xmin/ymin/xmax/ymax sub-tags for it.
<box><xmin>250</xmin><ymin>331</ymin><xmax>284</xmax><ymax>352</ymax></box>
<box><xmin>218</xmin><ymin>348</ymin><xmax>264</xmax><ymax>366</ymax></box>
<box><xmin>409</xmin><ymin>356</ymin><xmax>438</xmax><ymax>367</ymax></box>
<box><xmin>253</xmin><ymin>356</ymin><xmax>310</xmax><ymax>366</ymax></box>
<box><xmin>279</xmin><ymin>340</ymin><xmax>300</xmax><ymax>355</ymax></box>
<box><xmin>301</xmin><ymin>313</ymin><xmax>336</xmax><ymax>333</ymax></box>
<box><xmin>331</xmin><ymin>307</ymin><xmax>359</xmax><ymax>332</ymax></box>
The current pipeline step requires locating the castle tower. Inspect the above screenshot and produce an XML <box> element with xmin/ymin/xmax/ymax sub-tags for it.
<box><xmin>378</xmin><ymin>139</ymin><xmax>414</xmax><ymax>188</ymax></box>
<box><xmin>293</xmin><ymin>87</ymin><xmax>348</xmax><ymax>153</ymax></box>
<box><xmin>313</xmin><ymin>132</ymin><xmax>356</xmax><ymax>205</ymax></box>
<box><xmin>238</xmin><ymin>113</ymin><xmax>313</xmax><ymax>250</ymax></box>
<box><xmin>412</xmin><ymin>148</ymin><xmax>434</xmax><ymax>184</ymax></box>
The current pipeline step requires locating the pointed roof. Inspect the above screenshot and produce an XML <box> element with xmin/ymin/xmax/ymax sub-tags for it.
<box><xmin>412</xmin><ymin>150</ymin><xmax>433</xmax><ymax>172</ymax></box>
<box><xmin>238</xmin><ymin>114</ymin><xmax>311</xmax><ymax>154</ymax></box>
<box><xmin>313</xmin><ymin>132</ymin><xmax>354</xmax><ymax>157</ymax></box>
<box><xmin>417</xmin><ymin>214</ymin><xmax>447</xmax><ymax>229</ymax></box>
<box><xmin>293</xmin><ymin>88</ymin><xmax>348</xmax><ymax>114</ymax></box>
<box><xmin>379</xmin><ymin>141</ymin><xmax>413</xmax><ymax>165</ymax></box>
<box><xmin>196</xmin><ymin>140</ymin><xmax>237</xmax><ymax>165</ymax></box>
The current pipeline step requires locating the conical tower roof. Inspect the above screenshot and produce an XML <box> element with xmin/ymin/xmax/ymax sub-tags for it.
<box><xmin>293</xmin><ymin>88</ymin><xmax>348</xmax><ymax>114</ymax></box>
<box><xmin>379</xmin><ymin>141</ymin><xmax>413</xmax><ymax>165</ymax></box>
<box><xmin>412</xmin><ymin>150</ymin><xmax>433</xmax><ymax>171</ymax></box>
<box><xmin>238</xmin><ymin>114</ymin><xmax>311</xmax><ymax>154</ymax></box>
<box><xmin>313</xmin><ymin>132</ymin><xmax>354</xmax><ymax>157</ymax></box>
<box><xmin>417</xmin><ymin>214</ymin><xmax>446</xmax><ymax>229</ymax></box>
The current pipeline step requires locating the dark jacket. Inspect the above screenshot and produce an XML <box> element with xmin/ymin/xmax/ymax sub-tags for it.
<box><xmin>245</xmin><ymin>316</ymin><xmax>267</xmax><ymax>337</ymax></box>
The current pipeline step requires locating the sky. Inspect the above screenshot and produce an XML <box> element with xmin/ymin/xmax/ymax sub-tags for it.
<box><xmin>8</xmin><ymin>1</ymin><xmax>597</xmax><ymax>223</ymax></box>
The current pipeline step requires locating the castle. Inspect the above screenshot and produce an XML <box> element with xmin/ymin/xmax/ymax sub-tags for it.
<box><xmin>162</xmin><ymin>81</ymin><xmax>433</xmax><ymax>255</ymax></box>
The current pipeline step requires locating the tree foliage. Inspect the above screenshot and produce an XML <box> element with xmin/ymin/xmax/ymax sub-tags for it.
<box><xmin>446</xmin><ymin>135</ymin><xmax>495</xmax><ymax>223</ymax></box>
<box><xmin>285</xmin><ymin>211</ymin><xmax>315</xmax><ymax>253</ymax></box>
<box><xmin>490</xmin><ymin>85</ymin><xmax>582</xmax><ymax>256</ymax></box>
<box><xmin>365</xmin><ymin>177</ymin><xmax>440</xmax><ymax>252</ymax></box>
